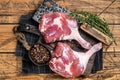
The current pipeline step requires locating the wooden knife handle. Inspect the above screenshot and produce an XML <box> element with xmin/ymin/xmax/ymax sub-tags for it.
<box><xmin>80</xmin><ymin>24</ymin><xmax>113</xmax><ymax>45</ymax></box>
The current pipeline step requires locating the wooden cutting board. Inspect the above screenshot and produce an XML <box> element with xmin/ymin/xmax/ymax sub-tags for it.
<box><xmin>80</xmin><ymin>24</ymin><xmax>113</xmax><ymax>45</ymax></box>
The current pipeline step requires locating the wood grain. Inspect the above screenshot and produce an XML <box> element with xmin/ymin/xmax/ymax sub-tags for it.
<box><xmin>0</xmin><ymin>25</ymin><xmax>120</xmax><ymax>52</ymax></box>
<box><xmin>0</xmin><ymin>0</ymin><xmax>120</xmax><ymax>80</ymax></box>
<box><xmin>0</xmin><ymin>53</ymin><xmax>22</xmax><ymax>79</ymax></box>
<box><xmin>0</xmin><ymin>0</ymin><xmax>119</xmax><ymax>24</ymax></box>
<box><xmin>0</xmin><ymin>52</ymin><xmax>119</xmax><ymax>80</ymax></box>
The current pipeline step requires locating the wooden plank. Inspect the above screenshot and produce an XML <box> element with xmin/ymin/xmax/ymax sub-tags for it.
<box><xmin>5</xmin><ymin>72</ymin><xmax>120</xmax><ymax>80</ymax></box>
<box><xmin>0</xmin><ymin>52</ymin><xmax>119</xmax><ymax>80</ymax></box>
<box><xmin>5</xmin><ymin>74</ymin><xmax>92</xmax><ymax>80</ymax></box>
<box><xmin>0</xmin><ymin>53</ymin><xmax>22</xmax><ymax>79</ymax></box>
<box><xmin>0</xmin><ymin>13</ymin><xmax>119</xmax><ymax>24</ymax></box>
<box><xmin>0</xmin><ymin>0</ymin><xmax>67</xmax><ymax>14</ymax></box>
<box><xmin>0</xmin><ymin>0</ymin><xmax>119</xmax><ymax>13</ymax></box>
<box><xmin>103</xmin><ymin>53</ymin><xmax>120</xmax><ymax>70</ymax></box>
<box><xmin>0</xmin><ymin>14</ymin><xmax>119</xmax><ymax>25</ymax></box>
<box><xmin>89</xmin><ymin>69</ymin><xmax>120</xmax><ymax>80</ymax></box>
<box><xmin>67</xmin><ymin>0</ymin><xmax>120</xmax><ymax>13</ymax></box>
<box><xmin>0</xmin><ymin>0</ymin><xmax>119</xmax><ymax>24</ymax></box>
<box><xmin>0</xmin><ymin>0</ymin><xmax>119</xmax><ymax>80</ymax></box>
<box><xmin>0</xmin><ymin>24</ymin><xmax>120</xmax><ymax>52</ymax></box>
<box><xmin>0</xmin><ymin>25</ymin><xmax>16</xmax><ymax>52</ymax></box>
<box><xmin>103</xmin><ymin>25</ymin><xmax>120</xmax><ymax>52</ymax></box>
<box><xmin>0</xmin><ymin>16</ymin><xmax>21</xmax><ymax>24</ymax></box>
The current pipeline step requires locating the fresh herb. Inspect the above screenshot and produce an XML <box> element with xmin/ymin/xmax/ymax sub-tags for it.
<box><xmin>69</xmin><ymin>10</ymin><xmax>117</xmax><ymax>45</ymax></box>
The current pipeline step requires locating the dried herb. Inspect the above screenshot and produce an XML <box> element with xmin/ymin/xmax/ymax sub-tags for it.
<box><xmin>69</xmin><ymin>10</ymin><xmax>117</xmax><ymax>45</ymax></box>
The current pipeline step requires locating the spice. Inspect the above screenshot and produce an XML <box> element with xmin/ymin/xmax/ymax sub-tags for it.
<box><xmin>30</xmin><ymin>43</ymin><xmax>51</xmax><ymax>65</ymax></box>
<box><xmin>69</xmin><ymin>10</ymin><xmax>116</xmax><ymax>45</ymax></box>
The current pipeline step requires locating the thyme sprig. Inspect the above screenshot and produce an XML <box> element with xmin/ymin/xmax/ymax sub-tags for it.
<box><xmin>69</xmin><ymin>10</ymin><xmax>116</xmax><ymax>45</ymax></box>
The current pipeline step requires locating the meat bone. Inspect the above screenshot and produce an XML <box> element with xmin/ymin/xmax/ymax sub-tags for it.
<box><xmin>15</xmin><ymin>24</ymin><xmax>97</xmax><ymax>75</ymax></box>
<box><xmin>13</xmin><ymin>25</ymin><xmax>54</xmax><ymax>66</ymax></box>
<box><xmin>14</xmin><ymin>0</ymin><xmax>101</xmax><ymax>75</ymax></box>
<box><xmin>32</xmin><ymin>0</ymin><xmax>111</xmax><ymax>46</ymax></box>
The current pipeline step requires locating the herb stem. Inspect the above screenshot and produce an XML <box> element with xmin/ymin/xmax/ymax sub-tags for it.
<box><xmin>69</xmin><ymin>10</ymin><xmax>116</xmax><ymax>45</ymax></box>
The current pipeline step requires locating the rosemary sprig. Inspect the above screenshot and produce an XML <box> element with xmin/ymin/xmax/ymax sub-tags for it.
<box><xmin>69</xmin><ymin>10</ymin><xmax>117</xmax><ymax>45</ymax></box>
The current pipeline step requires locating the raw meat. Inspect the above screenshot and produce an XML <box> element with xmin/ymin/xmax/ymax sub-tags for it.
<box><xmin>39</xmin><ymin>12</ymin><xmax>91</xmax><ymax>49</ymax></box>
<box><xmin>49</xmin><ymin>42</ymin><xmax>102</xmax><ymax>78</ymax></box>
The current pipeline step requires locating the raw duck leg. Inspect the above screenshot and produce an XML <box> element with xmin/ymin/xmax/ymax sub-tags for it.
<box><xmin>49</xmin><ymin>42</ymin><xmax>102</xmax><ymax>78</ymax></box>
<box><xmin>39</xmin><ymin>12</ymin><xmax>91</xmax><ymax>49</ymax></box>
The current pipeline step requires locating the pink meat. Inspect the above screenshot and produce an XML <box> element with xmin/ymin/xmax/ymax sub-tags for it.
<box><xmin>39</xmin><ymin>12</ymin><xmax>91</xmax><ymax>49</ymax></box>
<box><xmin>49</xmin><ymin>42</ymin><xmax>102</xmax><ymax>78</ymax></box>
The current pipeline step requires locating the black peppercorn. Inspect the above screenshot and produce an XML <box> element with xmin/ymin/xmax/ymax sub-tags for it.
<box><xmin>29</xmin><ymin>43</ymin><xmax>51</xmax><ymax>65</ymax></box>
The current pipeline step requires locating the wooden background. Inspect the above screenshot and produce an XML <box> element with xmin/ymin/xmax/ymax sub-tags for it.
<box><xmin>0</xmin><ymin>0</ymin><xmax>120</xmax><ymax>80</ymax></box>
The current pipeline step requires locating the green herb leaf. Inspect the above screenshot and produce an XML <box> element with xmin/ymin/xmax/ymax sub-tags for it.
<box><xmin>69</xmin><ymin>10</ymin><xmax>117</xmax><ymax>45</ymax></box>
